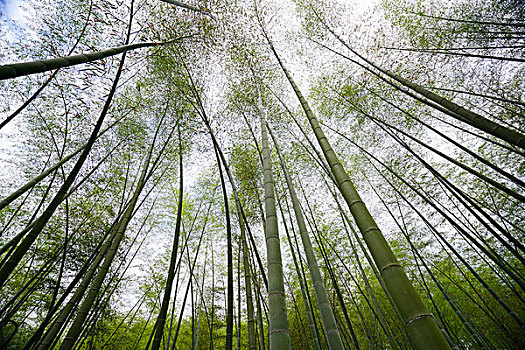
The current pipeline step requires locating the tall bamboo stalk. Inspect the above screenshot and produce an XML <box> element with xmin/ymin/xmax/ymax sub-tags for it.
<box><xmin>58</xmin><ymin>118</ymin><xmax>169</xmax><ymax>350</ymax></box>
<box><xmin>0</xmin><ymin>50</ymin><xmax>128</xmax><ymax>289</ymax></box>
<box><xmin>215</xmin><ymin>144</ymin><xmax>235</xmax><ymax>350</ymax></box>
<box><xmin>149</xmin><ymin>128</ymin><xmax>184</xmax><ymax>350</ymax></box>
<box><xmin>267</xmin><ymin>125</ymin><xmax>344</xmax><ymax>349</ymax></box>
<box><xmin>257</xmin><ymin>89</ymin><xmax>292</xmax><ymax>349</ymax></box>
<box><xmin>337</xmin><ymin>129</ymin><xmax>525</xmax><ymax>331</ymax></box>
<box><xmin>276</xmin><ymin>194</ymin><xmax>321</xmax><ymax>350</ymax></box>
<box><xmin>262</xmin><ymin>25</ymin><xmax>450</xmax><ymax>349</ymax></box>
<box><xmin>184</xmin><ymin>61</ymin><xmax>259</xmax><ymax>348</ymax></box>
<box><xmin>0</xmin><ymin>39</ymin><xmax>183</xmax><ymax>81</ymax></box>
<box><xmin>315</xmin><ymin>14</ymin><xmax>525</xmax><ymax>150</ymax></box>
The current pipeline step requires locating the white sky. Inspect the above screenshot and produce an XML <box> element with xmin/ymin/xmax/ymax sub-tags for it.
<box><xmin>0</xmin><ymin>0</ymin><xmax>28</xmax><ymax>22</ymax></box>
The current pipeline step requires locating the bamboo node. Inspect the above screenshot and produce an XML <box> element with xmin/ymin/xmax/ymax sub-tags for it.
<box><xmin>348</xmin><ymin>199</ymin><xmax>364</xmax><ymax>208</ymax></box>
<box><xmin>270</xmin><ymin>328</ymin><xmax>290</xmax><ymax>335</ymax></box>
<box><xmin>268</xmin><ymin>291</ymin><xmax>286</xmax><ymax>297</ymax></box>
<box><xmin>266</xmin><ymin>235</ymin><xmax>280</xmax><ymax>241</ymax></box>
<box><xmin>339</xmin><ymin>178</ymin><xmax>353</xmax><ymax>188</ymax></box>
<box><xmin>380</xmin><ymin>262</ymin><xmax>402</xmax><ymax>273</ymax></box>
<box><xmin>362</xmin><ymin>226</ymin><xmax>380</xmax><ymax>235</ymax></box>
<box><xmin>405</xmin><ymin>313</ymin><xmax>433</xmax><ymax>327</ymax></box>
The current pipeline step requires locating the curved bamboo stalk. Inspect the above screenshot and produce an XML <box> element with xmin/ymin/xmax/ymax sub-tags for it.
<box><xmin>0</xmin><ymin>0</ymin><xmax>95</xmax><ymax>129</ymax></box>
<box><xmin>214</xmin><ymin>143</ymin><xmax>235</xmax><ymax>350</ymax></box>
<box><xmin>407</xmin><ymin>11</ymin><xmax>525</xmax><ymax>28</ymax></box>
<box><xmin>315</xmin><ymin>16</ymin><xmax>525</xmax><ymax>150</ymax></box>
<box><xmin>382</xmin><ymin>48</ymin><xmax>525</xmax><ymax>62</ymax></box>
<box><xmin>0</xmin><ymin>117</ymin><xmax>125</xmax><ymax>212</ymax></box>
<box><xmin>0</xmin><ymin>48</ymin><xmax>129</xmax><ymax>288</ymax></box>
<box><xmin>158</xmin><ymin>0</ymin><xmax>209</xmax><ymax>14</ymax></box>
<box><xmin>0</xmin><ymin>42</ymin><xmax>162</xmax><ymax>81</ymax></box>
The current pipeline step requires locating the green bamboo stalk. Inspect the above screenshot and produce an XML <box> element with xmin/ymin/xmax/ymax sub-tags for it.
<box><xmin>0</xmin><ymin>0</ymin><xmax>94</xmax><ymax>129</ymax></box>
<box><xmin>99</xmin><ymin>200</ymin><xmax>159</xmax><ymax>349</ymax></box>
<box><xmin>337</xmin><ymin>215</ymin><xmax>402</xmax><ymax>350</ymax></box>
<box><xmin>158</xmin><ymin>0</ymin><xmax>209</xmax><ymax>14</ymax></box>
<box><xmin>408</xmin><ymin>11</ymin><xmax>525</xmax><ymax>28</ymax></box>
<box><xmin>340</xmin><ymin>130</ymin><xmax>525</xmax><ymax>331</ymax></box>
<box><xmin>320</xmin><ymin>120</ymin><xmax>525</xmax><ymax>281</ymax></box>
<box><xmin>280</xmin><ymin>66</ymin><xmax>412</xmax><ymax>349</ymax></box>
<box><xmin>241</xmin><ymin>217</ymin><xmax>258</xmax><ymax>350</ymax></box>
<box><xmin>267</xmin><ymin>125</ymin><xmax>344</xmax><ymax>350</ymax></box>
<box><xmin>254</xmin><ymin>274</ymin><xmax>266</xmax><ymax>350</ymax></box>
<box><xmin>237</xmin><ymin>236</ymin><xmax>242</xmax><ymax>350</ymax></box>
<box><xmin>315</xmin><ymin>38</ymin><xmax>525</xmax><ymax>154</ymax></box>
<box><xmin>0</xmin><ymin>49</ymin><xmax>128</xmax><ymax>288</ymax></box>
<box><xmin>276</xmin><ymin>194</ymin><xmax>321</xmax><ymax>350</ymax></box>
<box><xmin>315</xmin><ymin>15</ymin><xmax>525</xmax><ymax>150</ymax></box>
<box><xmin>263</xmin><ymin>30</ymin><xmax>450</xmax><ymax>349</ymax></box>
<box><xmin>330</xmin><ymin>93</ymin><xmax>525</xmax><ymax>276</ymax></box>
<box><xmin>0</xmin><ymin>39</ymin><xmax>183</xmax><ymax>81</ymax></box>
<box><xmin>58</xmin><ymin>124</ymin><xmax>164</xmax><ymax>350</ymax></box>
<box><xmin>149</xmin><ymin>129</ymin><xmax>184</xmax><ymax>350</ymax></box>
<box><xmin>214</xmin><ymin>144</ymin><xmax>235</xmax><ymax>350</ymax></box>
<box><xmin>0</xmin><ymin>117</ymin><xmax>125</xmax><ymax>212</ymax></box>
<box><xmin>257</xmin><ymin>90</ymin><xmax>292</xmax><ymax>350</ymax></box>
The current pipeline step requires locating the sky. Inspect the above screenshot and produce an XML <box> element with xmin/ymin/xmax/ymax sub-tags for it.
<box><xmin>0</xmin><ymin>0</ymin><xmax>27</xmax><ymax>22</ymax></box>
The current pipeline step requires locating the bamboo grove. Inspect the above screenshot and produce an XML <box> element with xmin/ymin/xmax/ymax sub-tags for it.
<box><xmin>0</xmin><ymin>0</ymin><xmax>523</xmax><ymax>348</ymax></box>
